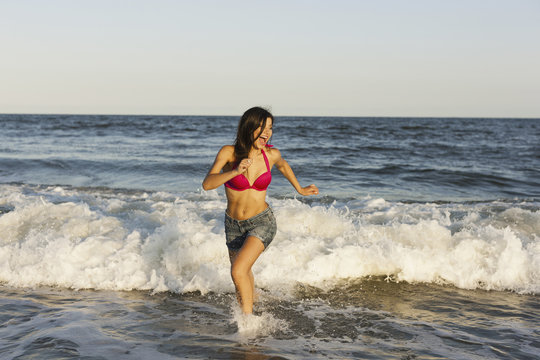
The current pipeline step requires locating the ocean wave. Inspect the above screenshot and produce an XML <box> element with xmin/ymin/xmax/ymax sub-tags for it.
<box><xmin>0</xmin><ymin>184</ymin><xmax>538</xmax><ymax>295</ymax></box>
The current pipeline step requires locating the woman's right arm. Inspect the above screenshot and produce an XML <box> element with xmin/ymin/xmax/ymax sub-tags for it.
<box><xmin>202</xmin><ymin>146</ymin><xmax>236</xmax><ymax>190</ymax></box>
<box><xmin>202</xmin><ymin>146</ymin><xmax>251</xmax><ymax>190</ymax></box>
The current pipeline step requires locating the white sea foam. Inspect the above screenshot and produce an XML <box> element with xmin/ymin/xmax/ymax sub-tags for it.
<box><xmin>230</xmin><ymin>305</ymin><xmax>287</xmax><ymax>339</ymax></box>
<box><xmin>0</xmin><ymin>185</ymin><xmax>538</xmax><ymax>295</ymax></box>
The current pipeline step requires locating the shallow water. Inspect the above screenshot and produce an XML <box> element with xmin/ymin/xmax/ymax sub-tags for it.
<box><xmin>1</xmin><ymin>279</ymin><xmax>538</xmax><ymax>359</ymax></box>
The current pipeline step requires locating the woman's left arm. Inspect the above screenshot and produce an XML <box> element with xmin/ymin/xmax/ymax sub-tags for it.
<box><xmin>272</xmin><ymin>148</ymin><xmax>318</xmax><ymax>196</ymax></box>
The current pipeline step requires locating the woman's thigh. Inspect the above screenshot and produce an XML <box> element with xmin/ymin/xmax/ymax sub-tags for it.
<box><xmin>230</xmin><ymin>236</ymin><xmax>264</xmax><ymax>271</ymax></box>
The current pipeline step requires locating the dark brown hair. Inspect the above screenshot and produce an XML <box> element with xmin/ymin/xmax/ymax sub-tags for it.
<box><xmin>233</xmin><ymin>107</ymin><xmax>273</xmax><ymax>160</ymax></box>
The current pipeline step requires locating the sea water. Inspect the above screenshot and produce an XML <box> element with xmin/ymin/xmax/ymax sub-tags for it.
<box><xmin>0</xmin><ymin>114</ymin><xmax>538</xmax><ymax>359</ymax></box>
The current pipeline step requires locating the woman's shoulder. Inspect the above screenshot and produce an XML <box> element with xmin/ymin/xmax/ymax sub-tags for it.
<box><xmin>220</xmin><ymin>144</ymin><xmax>235</xmax><ymax>153</ymax></box>
<box><xmin>217</xmin><ymin>145</ymin><xmax>236</xmax><ymax>160</ymax></box>
<box><xmin>265</xmin><ymin>146</ymin><xmax>282</xmax><ymax>161</ymax></box>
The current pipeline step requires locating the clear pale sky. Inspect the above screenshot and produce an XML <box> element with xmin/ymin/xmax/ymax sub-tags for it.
<box><xmin>1</xmin><ymin>0</ymin><xmax>539</xmax><ymax>117</ymax></box>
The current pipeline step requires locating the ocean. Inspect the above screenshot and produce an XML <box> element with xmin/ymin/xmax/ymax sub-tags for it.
<box><xmin>0</xmin><ymin>114</ymin><xmax>538</xmax><ymax>359</ymax></box>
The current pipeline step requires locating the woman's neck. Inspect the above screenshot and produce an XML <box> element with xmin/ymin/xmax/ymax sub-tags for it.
<box><xmin>248</xmin><ymin>147</ymin><xmax>262</xmax><ymax>158</ymax></box>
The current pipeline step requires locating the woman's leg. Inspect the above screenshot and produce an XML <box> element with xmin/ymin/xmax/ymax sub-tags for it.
<box><xmin>229</xmin><ymin>250</ymin><xmax>255</xmax><ymax>305</ymax></box>
<box><xmin>229</xmin><ymin>236</ymin><xmax>264</xmax><ymax>314</ymax></box>
<box><xmin>229</xmin><ymin>252</ymin><xmax>256</xmax><ymax>306</ymax></box>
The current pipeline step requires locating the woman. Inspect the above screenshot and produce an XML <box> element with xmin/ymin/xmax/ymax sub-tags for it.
<box><xmin>202</xmin><ymin>107</ymin><xmax>318</xmax><ymax>314</ymax></box>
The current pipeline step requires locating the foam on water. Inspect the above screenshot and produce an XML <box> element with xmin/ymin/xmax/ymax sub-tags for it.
<box><xmin>231</xmin><ymin>305</ymin><xmax>288</xmax><ymax>339</ymax></box>
<box><xmin>0</xmin><ymin>184</ymin><xmax>538</xmax><ymax>296</ymax></box>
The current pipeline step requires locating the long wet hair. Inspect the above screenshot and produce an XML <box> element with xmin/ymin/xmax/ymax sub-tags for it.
<box><xmin>233</xmin><ymin>106</ymin><xmax>273</xmax><ymax>160</ymax></box>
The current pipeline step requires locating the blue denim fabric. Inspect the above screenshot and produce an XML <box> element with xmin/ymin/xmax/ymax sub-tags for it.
<box><xmin>224</xmin><ymin>207</ymin><xmax>277</xmax><ymax>251</ymax></box>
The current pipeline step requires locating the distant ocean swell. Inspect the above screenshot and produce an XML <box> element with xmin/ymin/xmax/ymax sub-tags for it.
<box><xmin>4</xmin><ymin>157</ymin><xmax>537</xmax><ymax>199</ymax></box>
<box><xmin>1</xmin><ymin>184</ymin><xmax>538</xmax><ymax>295</ymax></box>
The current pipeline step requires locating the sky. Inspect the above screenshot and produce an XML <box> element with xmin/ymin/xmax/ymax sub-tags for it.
<box><xmin>1</xmin><ymin>0</ymin><xmax>539</xmax><ymax>117</ymax></box>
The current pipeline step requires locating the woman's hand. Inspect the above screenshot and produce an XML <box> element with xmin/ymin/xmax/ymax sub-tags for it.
<box><xmin>235</xmin><ymin>158</ymin><xmax>252</xmax><ymax>174</ymax></box>
<box><xmin>299</xmin><ymin>184</ymin><xmax>319</xmax><ymax>196</ymax></box>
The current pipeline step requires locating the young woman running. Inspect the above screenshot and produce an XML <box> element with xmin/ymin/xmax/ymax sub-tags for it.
<box><xmin>202</xmin><ymin>107</ymin><xmax>318</xmax><ymax>314</ymax></box>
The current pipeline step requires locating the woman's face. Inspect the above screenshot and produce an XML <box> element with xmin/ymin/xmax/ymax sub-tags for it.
<box><xmin>253</xmin><ymin>117</ymin><xmax>273</xmax><ymax>149</ymax></box>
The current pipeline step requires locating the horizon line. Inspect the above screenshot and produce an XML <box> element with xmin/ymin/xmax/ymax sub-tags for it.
<box><xmin>1</xmin><ymin>111</ymin><xmax>539</xmax><ymax>120</ymax></box>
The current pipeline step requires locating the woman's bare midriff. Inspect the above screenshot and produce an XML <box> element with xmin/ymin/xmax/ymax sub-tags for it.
<box><xmin>225</xmin><ymin>188</ymin><xmax>268</xmax><ymax>220</ymax></box>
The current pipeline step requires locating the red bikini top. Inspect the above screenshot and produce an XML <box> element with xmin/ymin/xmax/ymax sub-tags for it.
<box><xmin>225</xmin><ymin>148</ymin><xmax>272</xmax><ymax>191</ymax></box>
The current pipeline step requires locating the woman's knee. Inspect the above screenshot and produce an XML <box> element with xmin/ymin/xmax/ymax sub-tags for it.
<box><xmin>230</xmin><ymin>262</ymin><xmax>249</xmax><ymax>282</ymax></box>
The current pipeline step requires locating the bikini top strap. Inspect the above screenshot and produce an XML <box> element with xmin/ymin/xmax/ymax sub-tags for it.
<box><xmin>261</xmin><ymin>149</ymin><xmax>270</xmax><ymax>171</ymax></box>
